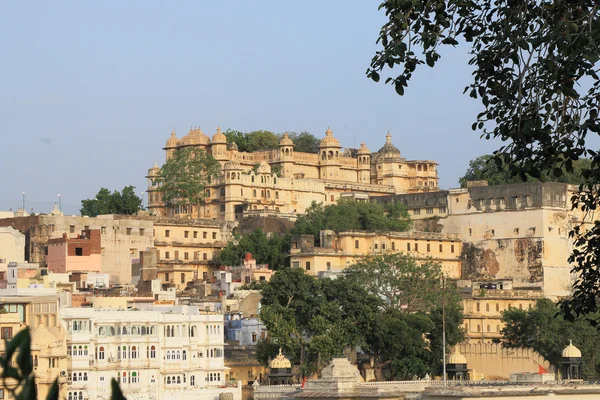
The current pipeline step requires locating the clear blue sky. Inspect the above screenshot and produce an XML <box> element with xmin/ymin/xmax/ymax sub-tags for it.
<box><xmin>0</xmin><ymin>1</ymin><xmax>500</xmax><ymax>215</ymax></box>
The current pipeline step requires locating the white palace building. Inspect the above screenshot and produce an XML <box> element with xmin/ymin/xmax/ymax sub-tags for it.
<box><xmin>60</xmin><ymin>305</ymin><xmax>241</xmax><ymax>400</ymax></box>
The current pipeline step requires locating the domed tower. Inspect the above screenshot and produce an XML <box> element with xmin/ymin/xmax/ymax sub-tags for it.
<box><xmin>146</xmin><ymin>160</ymin><xmax>163</xmax><ymax>217</ymax></box>
<box><xmin>446</xmin><ymin>348</ymin><xmax>469</xmax><ymax>381</ymax></box>
<box><xmin>268</xmin><ymin>348</ymin><xmax>293</xmax><ymax>385</ymax></box>
<box><xmin>278</xmin><ymin>133</ymin><xmax>294</xmax><ymax>178</ymax></box>
<box><xmin>211</xmin><ymin>126</ymin><xmax>229</xmax><ymax>163</ymax></box>
<box><xmin>179</xmin><ymin>126</ymin><xmax>211</xmax><ymax>151</ymax></box>
<box><xmin>163</xmin><ymin>129</ymin><xmax>179</xmax><ymax>160</ymax></box>
<box><xmin>374</xmin><ymin>131</ymin><xmax>404</xmax><ymax>187</ymax></box>
<box><xmin>356</xmin><ymin>142</ymin><xmax>371</xmax><ymax>183</ymax></box>
<box><xmin>560</xmin><ymin>340</ymin><xmax>583</xmax><ymax>380</ymax></box>
<box><xmin>318</xmin><ymin>127</ymin><xmax>342</xmax><ymax>180</ymax></box>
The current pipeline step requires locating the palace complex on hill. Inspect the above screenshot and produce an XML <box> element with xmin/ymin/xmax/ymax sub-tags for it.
<box><xmin>146</xmin><ymin>127</ymin><xmax>439</xmax><ymax>221</ymax></box>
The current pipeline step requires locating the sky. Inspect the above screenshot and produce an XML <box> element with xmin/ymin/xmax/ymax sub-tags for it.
<box><xmin>0</xmin><ymin>1</ymin><xmax>501</xmax><ymax>215</ymax></box>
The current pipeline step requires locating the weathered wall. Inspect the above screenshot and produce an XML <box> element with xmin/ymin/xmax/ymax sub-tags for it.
<box><xmin>0</xmin><ymin>226</ymin><xmax>25</xmax><ymax>263</ymax></box>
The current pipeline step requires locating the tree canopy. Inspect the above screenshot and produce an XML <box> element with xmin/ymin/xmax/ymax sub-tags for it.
<box><xmin>291</xmin><ymin>200</ymin><xmax>412</xmax><ymax>244</ymax></box>
<box><xmin>217</xmin><ymin>229</ymin><xmax>290</xmax><ymax>269</ymax></box>
<box><xmin>223</xmin><ymin>129</ymin><xmax>320</xmax><ymax>153</ymax></box>
<box><xmin>368</xmin><ymin>0</ymin><xmax>600</xmax><ymax>322</ymax></box>
<box><xmin>459</xmin><ymin>155</ymin><xmax>591</xmax><ymax>188</ymax></box>
<box><xmin>259</xmin><ymin>254</ymin><xmax>464</xmax><ymax>380</ymax></box>
<box><xmin>501</xmin><ymin>298</ymin><xmax>600</xmax><ymax>376</ymax></box>
<box><xmin>157</xmin><ymin>147</ymin><xmax>221</xmax><ymax>218</ymax></box>
<box><xmin>80</xmin><ymin>186</ymin><xmax>142</xmax><ymax>217</ymax></box>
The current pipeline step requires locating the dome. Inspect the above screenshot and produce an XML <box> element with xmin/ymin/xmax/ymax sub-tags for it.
<box><xmin>229</xmin><ymin>141</ymin><xmax>239</xmax><ymax>151</ymax></box>
<box><xmin>270</xmin><ymin>348</ymin><xmax>291</xmax><ymax>369</ymax></box>
<box><xmin>165</xmin><ymin>129</ymin><xmax>179</xmax><ymax>148</ymax></box>
<box><xmin>224</xmin><ymin>159</ymin><xmax>242</xmax><ymax>170</ymax></box>
<box><xmin>319</xmin><ymin>127</ymin><xmax>341</xmax><ymax>148</ymax></box>
<box><xmin>256</xmin><ymin>161</ymin><xmax>271</xmax><ymax>174</ymax></box>
<box><xmin>357</xmin><ymin>142</ymin><xmax>370</xmax><ymax>155</ymax></box>
<box><xmin>447</xmin><ymin>348</ymin><xmax>467</xmax><ymax>365</ymax></box>
<box><xmin>562</xmin><ymin>340</ymin><xmax>582</xmax><ymax>358</ymax></box>
<box><xmin>279</xmin><ymin>133</ymin><xmax>294</xmax><ymax>146</ymax></box>
<box><xmin>377</xmin><ymin>131</ymin><xmax>401</xmax><ymax>158</ymax></box>
<box><xmin>147</xmin><ymin>160</ymin><xmax>160</xmax><ymax>176</ymax></box>
<box><xmin>180</xmin><ymin>127</ymin><xmax>211</xmax><ymax>146</ymax></box>
<box><xmin>212</xmin><ymin>126</ymin><xmax>227</xmax><ymax>143</ymax></box>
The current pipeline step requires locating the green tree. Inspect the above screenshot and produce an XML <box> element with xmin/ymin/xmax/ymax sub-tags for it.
<box><xmin>459</xmin><ymin>155</ymin><xmax>591</xmax><ymax>188</ymax></box>
<box><xmin>291</xmin><ymin>200</ymin><xmax>412</xmax><ymax>244</ymax></box>
<box><xmin>247</xmin><ymin>130</ymin><xmax>280</xmax><ymax>152</ymax></box>
<box><xmin>285</xmin><ymin>131</ymin><xmax>320</xmax><ymax>153</ymax></box>
<box><xmin>217</xmin><ymin>229</ymin><xmax>290</xmax><ymax>269</ymax></box>
<box><xmin>367</xmin><ymin>0</ymin><xmax>600</xmax><ymax>322</ymax></box>
<box><xmin>80</xmin><ymin>186</ymin><xmax>142</xmax><ymax>217</ymax></box>
<box><xmin>501</xmin><ymin>298</ymin><xmax>600</xmax><ymax>376</ymax></box>
<box><xmin>224</xmin><ymin>129</ymin><xmax>250</xmax><ymax>152</ymax></box>
<box><xmin>344</xmin><ymin>253</ymin><xmax>444</xmax><ymax>312</ymax></box>
<box><xmin>157</xmin><ymin>147</ymin><xmax>221</xmax><ymax>219</ymax></box>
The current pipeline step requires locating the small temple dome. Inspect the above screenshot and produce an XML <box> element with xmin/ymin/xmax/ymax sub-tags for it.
<box><xmin>180</xmin><ymin>127</ymin><xmax>211</xmax><ymax>146</ymax></box>
<box><xmin>165</xmin><ymin>129</ymin><xmax>179</xmax><ymax>148</ymax></box>
<box><xmin>562</xmin><ymin>340</ymin><xmax>582</xmax><ymax>358</ymax></box>
<box><xmin>212</xmin><ymin>126</ymin><xmax>227</xmax><ymax>143</ymax></box>
<box><xmin>256</xmin><ymin>161</ymin><xmax>272</xmax><ymax>174</ymax></box>
<box><xmin>319</xmin><ymin>127</ymin><xmax>341</xmax><ymax>148</ymax></box>
<box><xmin>223</xmin><ymin>159</ymin><xmax>242</xmax><ymax>170</ymax></box>
<box><xmin>448</xmin><ymin>348</ymin><xmax>467</xmax><ymax>365</ymax></box>
<box><xmin>320</xmin><ymin>358</ymin><xmax>362</xmax><ymax>382</ymax></box>
<box><xmin>279</xmin><ymin>133</ymin><xmax>294</xmax><ymax>146</ymax></box>
<box><xmin>229</xmin><ymin>141</ymin><xmax>239</xmax><ymax>151</ymax></box>
<box><xmin>270</xmin><ymin>348</ymin><xmax>291</xmax><ymax>369</ymax></box>
<box><xmin>357</xmin><ymin>142</ymin><xmax>370</xmax><ymax>155</ymax></box>
<box><xmin>377</xmin><ymin>131</ymin><xmax>401</xmax><ymax>157</ymax></box>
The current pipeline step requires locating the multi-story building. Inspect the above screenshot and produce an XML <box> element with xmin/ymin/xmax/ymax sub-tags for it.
<box><xmin>290</xmin><ymin>230</ymin><xmax>462</xmax><ymax>279</ymax></box>
<box><xmin>146</xmin><ymin>128</ymin><xmax>440</xmax><ymax>221</ymax></box>
<box><xmin>60</xmin><ymin>305</ymin><xmax>240</xmax><ymax>400</ymax></box>
<box><xmin>0</xmin><ymin>292</ymin><xmax>69</xmax><ymax>400</ymax></box>
<box><xmin>0</xmin><ymin>214</ymin><xmax>154</xmax><ymax>285</ymax></box>
<box><xmin>375</xmin><ymin>182</ymin><xmax>579</xmax><ymax>299</ymax></box>
<box><xmin>47</xmin><ymin>229</ymin><xmax>101</xmax><ymax>275</ymax></box>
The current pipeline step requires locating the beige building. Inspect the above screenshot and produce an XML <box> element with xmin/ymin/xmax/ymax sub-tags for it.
<box><xmin>290</xmin><ymin>230</ymin><xmax>462</xmax><ymax>279</ymax></box>
<box><xmin>0</xmin><ymin>214</ymin><xmax>154</xmax><ymax>285</ymax></box>
<box><xmin>0</xmin><ymin>227</ymin><xmax>25</xmax><ymax>264</ymax></box>
<box><xmin>147</xmin><ymin>127</ymin><xmax>440</xmax><ymax>221</ymax></box>
<box><xmin>0</xmin><ymin>293</ymin><xmax>68</xmax><ymax>400</ymax></box>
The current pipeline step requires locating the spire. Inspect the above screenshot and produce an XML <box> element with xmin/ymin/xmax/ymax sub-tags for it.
<box><xmin>386</xmin><ymin>130</ymin><xmax>392</xmax><ymax>143</ymax></box>
<box><xmin>154</xmin><ymin>159</ymin><xmax>158</xmax><ymax>167</ymax></box>
<box><xmin>170</xmin><ymin>129</ymin><xmax>176</xmax><ymax>137</ymax></box>
<box><xmin>326</xmin><ymin>127</ymin><xmax>332</xmax><ymax>136</ymax></box>
<box><xmin>217</xmin><ymin>125</ymin><xmax>222</xmax><ymax>134</ymax></box>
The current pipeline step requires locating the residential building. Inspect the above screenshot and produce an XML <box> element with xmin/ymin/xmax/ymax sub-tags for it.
<box><xmin>0</xmin><ymin>293</ymin><xmax>69</xmax><ymax>400</ymax></box>
<box><xmin>221</xmin><ymin>253</ymin><xmax>273</xmax><ymax>284</ymax></box>
<box><xmin>147</xmin><ymin>128</ymin><xmax>440</xmax><ymax>221</ymax></box>
<box><xmin>0</xmin><ymin>227</ymin><xmax>25</xmax><ymax>264</ymax></box>
<box><xmin>289</xmin><ymin>230</ymin><xmax>462</xmax><ymax>279</ymax></box>
<box><xmin>47</xmin><ymin>230</ymin><xmax>101</xmax><ymax>275</ymax></box>
<box><xmin>0</xmin><ymin>214</ymin><xmax>154</xmax><ymax>285</ymax></box>
<box><xmin>60</xmin><ymin>305</ymin><xmax>241</xmax><ymax>400</ymax></box>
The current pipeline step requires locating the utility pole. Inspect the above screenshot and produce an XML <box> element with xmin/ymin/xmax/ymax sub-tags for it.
<box><xmin>22</xmin><ymin>192</ymin><xmax>25</xmax><ymax>212</ymax></box>
<box><xmin>442</xmin><ymin>275</ymin><xmax>447</xmax><ymax>387</ymax></box>
<box><xmin>58</xmin><ymin>194</ymin><xmax>62</xmax><ymax>213</ymax></box>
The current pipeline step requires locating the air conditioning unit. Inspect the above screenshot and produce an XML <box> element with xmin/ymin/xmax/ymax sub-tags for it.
<box><xmin>108</xmin><ymin>357</ymin><xmax>115</xmax><ymax>363</ymax></box>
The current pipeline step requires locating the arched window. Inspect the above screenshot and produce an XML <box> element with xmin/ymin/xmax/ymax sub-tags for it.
<box><xmin>206</xmin><ymin>190</ymin><xmax>210</xmax><ymax>197</ymax></box>
<box><xmin>78</xmin><ymin>346</ymin><xmax>83</xmax><ymax>356</ymax></box>
<box><xmin>191</xmin><ymin>375</ymin><xmax>195</xmax><ymax>386</ymax></box>
<box><xmin>251</xmin><ymin>175</ymin><xmax>255</xmax><ymax>182</ymax></box>
<box><xmin>83</xmin><ymin>373</ymin><xmax>88</xmax><ymax>381</ymax></box>
<box><xmin>183</xmin><ymin>350</ymin><xmax>187</xmax><ymax>360</ymax></box>
<box><xmin>84</xmin><ymin>345</ymin><xmax>88</xmax><ymax>355</ymax></box>
<box><xmin>167</xmin><ymin>351</ymin><xmax>171</xmax><ymax>360</ymax></box>
<box><xmin>72</xmin><ymin>373</ymin><xmax>77</xmax><ymax>382</ymax></box>
<box><xmin>487</xmin><ymin>325</ymin><xmax>491</xmax><ymax>332</ymax></box>
<box><xmin>34</xmin><ymin>355</ymin><xmax>38</xmax><ymax>367</ymax></box>
<box><xmin>67</xmin><ymin>346</ymin><xmax>71</xmax><ymax>356</ymax></box>
<box><xmin>167</xmin><ymin>376</ymin><xmax>171</xmax><ymax>384</ymax></box>
<box><xmin>177</xmin><ymin>376</ymin><xmax>181</xmax><ymax>384</ymax></box>
<box><xmin>68</xmin><ymin>393</ymin><xmax>72</xmax><ymax>400</ymax></box>
<box><xmin>496</xmin><ymin>303</ymin><xmax>500</xmax><ymax>312</ymax></box>
<box><xmin>78</xmin><ymin>392</ymin><xmax>83</xmax><ymax>400</ymax></box>
<box><xmin>261</xmin><ymin>176</ymin><xmax>264</xmax><ymax>183</ymax></box>
<box><xmin>131</xmin><ymin>372</ymin><xmax>138</xmax><ymax>383</ymax></box>
<box><xmin>221</xmin><ymin>188</ymin><xmax>225</xmax><ymax>196</ymax></box>
<box><xmin>177</xmin><ymin>351</ymin><xmax>181</xmax><ymax>360</ymax></box>
<box><xmin>253</xmin><ymin>190</ymin><xmax>257</xmax><ymax>197</ymax></box>
<box><xmin>98</xmin><ymin>346</ymin><xmax>105</xmax><ymax>360</ymax></box>
<box><xmin>122</xmin><ymin>346</ymin><xmax>127</xmax><ymax>359</ymax></box>
<box><xmin>210</xmin><ymin>349</ymin><xmax>214</xmax><ymax>358</ymax></box>
<box><xmin>267</xmin><ymin>190</ymin><xmax>270</xmax><ymax>198</ymax></box>
<box><xmin>275</xmin><ymin>192</ymin><xmax>279</xmax><ymax>199</ymax></box>
<box><xmin>131</xmin><ymin>346</ymin><xmax>137</xmax><ymax>359</ymax></box>
<box><xmin>486</xmin><ymin>303</ymin><xmax>490</xmax><ymax>312</ymax></box>
<box><xmin>122</xmin><ymin>326</ymin><xmax>128</xmax><ymax>335</ymax></box>
<box><xmin>150</xmin><ymin>346</ymin><xmax>156</xmax><ymax>359</ymax></box>
<box><xmin>476</xmin><ymin>324</ymin><xmax>480</xmax><ymax>332</ymax></box>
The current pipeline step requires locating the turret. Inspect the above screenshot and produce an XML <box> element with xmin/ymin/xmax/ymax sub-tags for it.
<box><xmin>318</xmin><ymin>127</ymin><xmax>342</xmax><ymax>180</ymax></box>
<box><xmin>211</xmin><ymin>126</ymin><xmax>229</xmax><ymax>162</ymax></box>
<box><xmin>356</xmin><ymin>142</ymin><xmax>371</xmax><ymax>183</ymax></box>
<box><xmin>278</xmin><ymin>133</ymin><xmax>294</xmax><ymax>178</ymax></box>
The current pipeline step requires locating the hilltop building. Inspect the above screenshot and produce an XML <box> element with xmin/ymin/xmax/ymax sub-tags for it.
<box><xmin>147</xmin><ymin>127</ymin><xmax>440</xmax><ymax>221</ymax></box>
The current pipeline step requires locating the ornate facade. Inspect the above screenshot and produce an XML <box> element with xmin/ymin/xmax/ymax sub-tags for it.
<box><xmin>147</xmin><ymin>127</ymin><xmax>439</xmax><ymax>221</ymax></box>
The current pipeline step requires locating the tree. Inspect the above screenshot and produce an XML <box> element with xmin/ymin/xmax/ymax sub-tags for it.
<box><xmin>80</xmin><ymin>186</ymin><xmax>142</xmax><ymax>217</ymax></box>
<box><xmin>291</xmin><ymin>200</ymin><xmax>412</xmax><ymax>244</ymax></box>
<box><xmin>0</xmin><ymin>327</ymin><xmax>125</xmax><ymax>400</ymax></box>
<box><xmin>217</xmin><ymin>229</ymin><xmax>290</xmax><ymax>269</ymax></box>
<box><xmin>157</xmin><ymin>147</ymin><xmax>221</xmax><ymax>219</ymax></box>
<box><xmin>368</xmin><ymin>1</ymin><xmax>600</xmax><ymax>322</ymax></box>
<box><xmin>344</xmin><ymin>253</ymin><xmax>444</xmax><ymax>312</ymax></box>
<box><xmin>459</xmin><ymin>155</ymin><xmax>591</xmax><ymax>188</ymax></box>
<box><xmin>285</xmin><ymin>132</ymin><xmax>320</xmax><ymax>153</ymax></box>
<box><xmin>501</xmin><ymin>298</ymin><xmax>600</xmax><ymax>376</ymax></box>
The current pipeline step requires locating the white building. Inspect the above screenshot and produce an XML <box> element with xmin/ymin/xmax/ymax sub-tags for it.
<box><xmin>60</xmin><ymin>305</ymin><xmax>241</xmax><ymax>400</ymax></box>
